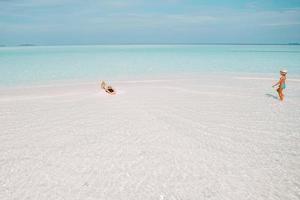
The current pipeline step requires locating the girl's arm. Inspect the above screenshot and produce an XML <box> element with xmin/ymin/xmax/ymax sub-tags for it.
<box><xmin>272</xmin><ymin>80</ymin><xmax>280</xmax><ymax>87</ymax></box>
<box><xmin>273</xmin><ymin>77</ymin><xmax>284</xmax><ymax>87</ymax></box>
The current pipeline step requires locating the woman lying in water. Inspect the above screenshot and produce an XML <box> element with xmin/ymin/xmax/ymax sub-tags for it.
<box><xmin>101</xmin><ymin>81</ymin><xmax>116</xmax><ymax>95</ymax></box>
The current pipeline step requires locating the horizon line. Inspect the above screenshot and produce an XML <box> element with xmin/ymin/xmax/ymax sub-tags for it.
<box><xmin>1</xmin><ymin>42</ymin><xmax>300</xmax><ymax>47</ymax></box>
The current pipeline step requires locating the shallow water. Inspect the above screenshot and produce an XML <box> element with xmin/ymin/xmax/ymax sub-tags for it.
<box><xmin>0</xmin><ymin>44</ymin><xmax>299</xmax><ymax>86</ymax></box>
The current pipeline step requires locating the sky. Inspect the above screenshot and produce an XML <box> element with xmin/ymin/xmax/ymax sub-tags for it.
<box><xmin>0</xmin><ymin>0</ymin><xmax>300</xmax><ymax>45</ymax></box>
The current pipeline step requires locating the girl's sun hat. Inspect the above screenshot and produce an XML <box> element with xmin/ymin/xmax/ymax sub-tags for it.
<box><xmin>280</xmin><ymin>69</ymin><xmax>288</xmax><ymax>74</ymax></box>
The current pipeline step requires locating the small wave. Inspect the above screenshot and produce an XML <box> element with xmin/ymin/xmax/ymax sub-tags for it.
<box><xmin>230</xmin><ymin>50</ymin><xmax>300</xmax><ymax>53</ymax></box>
<box><xmin>235</xmin><ymin>77</ymin><xmax>300</xmax><ymax>82</ymax></box>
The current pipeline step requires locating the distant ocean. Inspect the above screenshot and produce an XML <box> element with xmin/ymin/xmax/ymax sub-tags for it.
<box><xmin>0</xmin><ymin>45</ymin><xmax>299</xmax><ymax>86</ymax></box>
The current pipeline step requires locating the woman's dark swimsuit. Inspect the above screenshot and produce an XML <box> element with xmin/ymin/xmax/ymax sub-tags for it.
<box><xmin>107</xmin><ymin>88</ymin><xmax>114</xmax><ymax>93</ymax></box>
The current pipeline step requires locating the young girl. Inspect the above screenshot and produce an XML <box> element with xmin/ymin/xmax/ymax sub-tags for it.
<box><xmin>272</xmin><ymin>70</ymin><xmax>287</xmax><ymax>101</ymax></box>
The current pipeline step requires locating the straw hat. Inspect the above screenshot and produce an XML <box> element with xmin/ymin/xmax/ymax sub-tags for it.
<box><xmin>280</xmin><ymin>69</ymin><xmax>287</xmax><ymax>74</ymax></box>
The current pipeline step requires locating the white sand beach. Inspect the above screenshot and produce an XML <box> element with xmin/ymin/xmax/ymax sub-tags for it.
<box><xmin>0</xmin><ymin>74</ymin><xmax>300</xmax><ymax>200</ymax></box>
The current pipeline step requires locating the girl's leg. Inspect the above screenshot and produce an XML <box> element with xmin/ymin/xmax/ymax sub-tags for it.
<box><xmin>276</xmin><ymin>88</ymin><xmax>281</xmax><ymax>99</ymax></box>
<box><xmin>277</xmin><ymin>88</ymin><xmax>284</xmax><ymax>101</ymax></box>
<box><xmin>278</xmin><ymin>88</ymin><xmax>284</xmax><ymax>101</ymax></box>
<box><xmin>280</xmin><ymin>91</ymin><xmax>284</xmax><ymax>101</ymax></box>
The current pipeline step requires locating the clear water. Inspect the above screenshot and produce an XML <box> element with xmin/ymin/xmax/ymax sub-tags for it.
<box><xmin>0</xmin><ymin>45</ymin><xmax>299</xmax><ymax>86</ymax></box>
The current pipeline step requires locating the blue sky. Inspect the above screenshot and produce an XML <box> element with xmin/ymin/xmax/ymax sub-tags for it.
<box><xmin>1</xmin><ymin>0</ymin><xmax>300</xmax><ymax>45</ymax></box>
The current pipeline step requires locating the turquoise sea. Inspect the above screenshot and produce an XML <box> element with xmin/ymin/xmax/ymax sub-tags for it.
<box><xmin>0</xmin><ymin>45</ymin><xmax>299</xmax><ymax>86</ymax></box>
